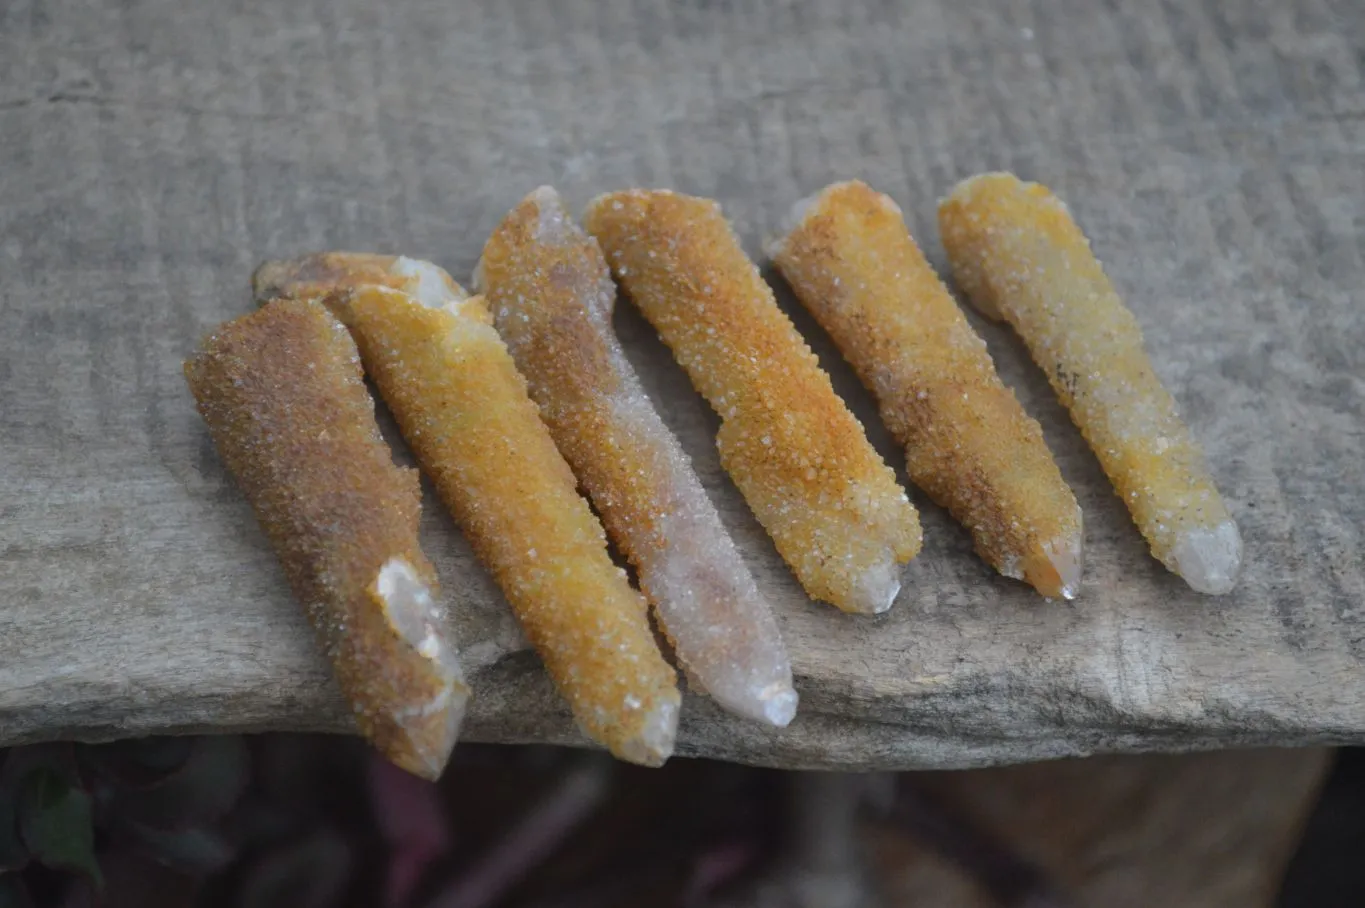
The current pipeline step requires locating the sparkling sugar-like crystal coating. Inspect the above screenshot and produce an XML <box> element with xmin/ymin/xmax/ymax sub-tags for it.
<box><xmin>184</xmin><ymin>299</ymin><xmax>468</xmax><ymax>780</ymax></box>
<box><xmin>255</xmin><ymin>256</ymin><xmax>681</xmax><ymax>764</ymax></box>
<box><xmin>477</xmin><ymin>186</ymin><xmax>797</xmax><ymax>726</ymax></box>
<box><xmin>769</xmin><ymin>180</ymin><xmax>1083</xmax><ymax>599</ymax></box>
<box><xmin>583</xmin><ymin>190</ymin><xmax>922</xmax><ymax>615</ymax></box>
<box><xmin>939</xmin><ymin>172</ymin><xmax>1242</xmax><ymax>595</ymax></box>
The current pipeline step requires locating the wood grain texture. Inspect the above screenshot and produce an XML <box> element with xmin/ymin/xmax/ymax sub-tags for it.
<box><xmin>1</xmin><ymin>0</ymin><xmax>1362</xmax><ymax>769</ymax></box>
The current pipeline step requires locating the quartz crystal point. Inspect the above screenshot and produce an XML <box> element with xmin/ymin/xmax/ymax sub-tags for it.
<box><xmin>477</xmin><ymin>186</ymin><xmax>798</xmax><ymax>726</ymax></box>
<box><xmin>769</xmin><ymin>180</ymin><xmax>1083</xmax><ymax>599</ymax></box>
<box><xmin>184</xmin><ymin>299</ymin><xmax>468</xmax><ymax>780</ymax></box>
<box><xmin>939</xmin><ymin>173</ymin><xmax>1242</xmax><ymax>595</ymax></box>
<box><xmin>255</xmin><ymin>254</ymin><xmax>681</xmax><ymax>764</ymax></box>
<box><xmin>583</xmin><ymin>189</ymin><xmax>922</xmax><ymax>615</ymax></box>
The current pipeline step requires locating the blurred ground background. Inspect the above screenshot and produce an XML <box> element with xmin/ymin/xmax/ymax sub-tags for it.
<box><xmin>1</xmin><ymin>736</ymin><xmax>1358</xmax><ymax>907</ymax></box>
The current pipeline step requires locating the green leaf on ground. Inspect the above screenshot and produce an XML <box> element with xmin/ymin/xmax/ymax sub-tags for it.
<box><xmin>17</xmin><ymin>768</ymin><xmax>102</xmax><ymax>886</ymax></box>
<box><xmin>0</xmin><ymin>791</ymin><xmax>27</xmax><ymax>872</ymax></box>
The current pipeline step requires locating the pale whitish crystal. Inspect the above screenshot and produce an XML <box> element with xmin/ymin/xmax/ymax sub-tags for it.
<box><xmin>374</xmin><ymin>556</ymin><xmax>467</xmax><ymax>777</ymax></box>
<box><xmin>1044</xmin><ymin>528</ymin><xmax>1085</xmax><ymax>600</ymax></box>
<box><xmin>478</xmin><ymin>186</ymin><xmax>798</xmax><ymax>727</ymax></box>
<box><xmin>376</xmin><ymin>557</ymin><xmax>462</xmax><ymax>675</ymax></box>
<box><xmin>621</xmin><ymin>697</ymin><xmax>679</xmax><ymax>766</ymax></box>
<box><xmin>388</xmin><ymin>255</ymin><xmax>491</xmax><ymax>324</ymax></box>
<box><xmin>759</xmin><ymin>683</ymin><xmax>800</xmax><ymax>727</ymax></box>
<box><xmin>390</xmin><ymin>256</ymin><xmax>461</xmax><ymax>308</ymax></box>
<box><xmin>847</xmin><ymin>553</ymin><xmax>902</xmax><ymax>615</ymax></box>
<box><xmin>1170</xmin><ymin>519</ymin><xmax>1243</xmax><ymax>596</ymax></box>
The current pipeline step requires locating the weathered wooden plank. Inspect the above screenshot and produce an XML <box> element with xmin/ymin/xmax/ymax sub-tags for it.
<box><xmin>1</xmin><ymin>0</ymin><xmax>1362</xmax><ymax>769</ymax></box>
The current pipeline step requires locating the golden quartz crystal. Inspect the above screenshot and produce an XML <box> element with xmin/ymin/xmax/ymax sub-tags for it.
<box><xmin>769</xmin><ymin>180</ymin><xmax>1083</xmax><ymax>599</ymax></box>
<box><xmin>477</xmin><ymin>186</ymin><xmax>798</xmax><ymax>727</ymax></box>
<box><xmin>254</xmin><ymin>255</ymin><xmax>681</xmax><ymax>765</ymax></box>
<box><xmin>939</xmin><ymin>173</ymin><xmax>1242</xmax><ymax>595</ymax></box>
<box><xmin>583</xmin><ymin>190</ymin><xmax>922</xmax><ymax>615</ymax></box>
<box><xmin>184</xmin><ymin>299</ymin><xmax>468</xmax><ymax>780</ymax></box>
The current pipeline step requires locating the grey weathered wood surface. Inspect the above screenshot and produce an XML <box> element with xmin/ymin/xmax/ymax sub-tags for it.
<box><xmin>1</xmin><ymin>0</ymin><xmax>1362</xmax><ymax>770</ymax></box>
